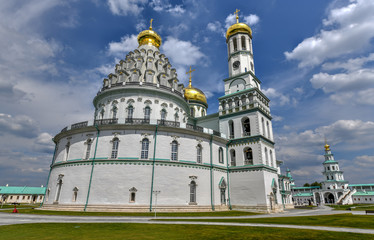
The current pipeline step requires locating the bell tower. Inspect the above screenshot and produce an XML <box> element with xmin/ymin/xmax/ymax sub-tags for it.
<box><xmin>219</xmin><ymin>10</ymin><xmax>282</xmax><ymax>212</ymax></box>
<box><xmin>227</xmin><ymin>9</ymin><xmax>255</xmax><ymax>79</ymax></box>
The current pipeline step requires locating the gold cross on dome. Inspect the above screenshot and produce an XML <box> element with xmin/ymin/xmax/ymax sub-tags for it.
<box><xmin>186</xmin><ymin>66</ymin><xmax>195</xmax><ymax>87</ymax></box>
<box><xmin>234</xmin><ymin>9</ymin><xmax>240</xmax><ymax>23</ymax></box>
<box><xmin>150</xmin><ymin>18</ymin><xmax>153</xmax><ymax>29</ymax></box>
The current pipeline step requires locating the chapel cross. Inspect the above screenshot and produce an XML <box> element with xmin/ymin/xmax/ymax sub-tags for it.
<box><xmin>234</xmin><ymin>9</ymin><xmax>240</xmax><ymax>23</ymax></box>
<box><xmin>150</xmin><ymin>18</ymin><xmax>153</xmax><ymax>29</ymax></box>
<box><xmin>186</xmin><ymin>66</ymin><xmax>195</xmax><ymax>87</ymax></box>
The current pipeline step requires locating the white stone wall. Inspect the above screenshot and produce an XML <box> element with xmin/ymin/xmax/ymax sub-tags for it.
<box><xmin>352</xmin><ymin>195</ymin><xmax>374</xmax><ymax>204</ymax></box>
<box><xmin>94</xmin><ymin>90</ymin><xmax>188</xmax><ymax>124</ymax></box>
<box><xmin>47</xmin><ymin>127</ymin><xmax>229</xmax><ymax>207</ymax></box>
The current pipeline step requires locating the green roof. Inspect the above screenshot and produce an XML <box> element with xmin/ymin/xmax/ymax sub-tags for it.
<box><xmin>292</xmin><ymin>186</ymin><xmax>320</xmax><ymax>189</ymax></box>
<box><xmin>0</xmin><ymin>186</ymin><xmax>46</xmax><ymax>195</ymax></box>
<box><xmin>349</xmin><ymin>184</ymin><xmax>374</xmax><ymax>187</ymax></box>
<box><xmin>353</xmin><ymin>191</ymin><xmax>374</xmax><ymax>196</ymax></box>
<box><xmin>294</xmin><ymin>193</ymin><xmax>314</xmax><ymax>197</ymax></box>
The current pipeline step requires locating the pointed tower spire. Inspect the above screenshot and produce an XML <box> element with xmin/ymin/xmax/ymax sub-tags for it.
<box><xmin>186</xmin><ymin>66</ymin><xmax>195</xmax><ymax>88</ymax></box>
<box><xmin>234</xmin><ymin>9</ymin><xmax>240</xmax><ymax>23</ymax></box>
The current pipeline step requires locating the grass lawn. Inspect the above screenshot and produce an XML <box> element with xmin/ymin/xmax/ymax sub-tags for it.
<box><xmin>0</xmin><ymin>223</ymin><xmax>373</xmax><ymax>240</ymax></box>
<box><xmin>0</xmin><ymin>208</ymin><xmax>258</xmax><ymax>217</ymax></box>
<box><xmin>0</xmin><ymin>204</ymin><xmax>39</xmax><ymax>209</ymax></box>
<box><xmin>330</xmin><ymin>204</ymin><xmax>374</xmax><ymax>211</ymax></box>
<box><xmin>155</xmin><ymin>213</ymin><xmax>374</xmax><ymax>230</ymax></box>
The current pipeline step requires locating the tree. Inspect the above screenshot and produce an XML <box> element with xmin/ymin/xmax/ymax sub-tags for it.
<box><xmin>303</xmin><ymin>183</ymin><xmax>310</xmax><ymax>187</ymax></box>
<box><xmin>311</xmin><ymin>181</ymin><xmax>322</xmax><ymax>188</ymax></box>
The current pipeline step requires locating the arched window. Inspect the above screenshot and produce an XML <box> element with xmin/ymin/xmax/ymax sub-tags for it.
<box><xmin>233</xmin><ymin>37</ymin><xmax>237</xmax><ymax>51</ymax></box>
<box><xmin>242</xmin><ymin>117</ymin><xmax>251</xmax><ymax>136</ymax></box>
<box><xmin>262</xmin><ymin>118</ymin><xmax>266</xmax><ymax>137</ymax></box>
<box><xmin>196</xmin><ymin>144</ymin><xmax>202</xmax><ymax>163</ymax></box>
<box><xmin>244</xmin><ymin>147</ymin><xmax>253</xmax><ymax>165</ymax></box>
<box><xmin>230</xmin><ymin>149</ymin><xmax>236</xmax><ymax>166</ymax></box>
<box><xmin>55</xmin><ymin>179</ymin><xmax>62</xmax><ymax>202</ymax></box>
<box><xmin>141</xmin><ymin>138</ymin><xmax>149</xmax><ymax>159</ymax></box>
<box><xmin>112</xmin><ymin>106</ymin><xmax>118</xmax><ymax>119</ymax></box>
<box><xmin>266</xmin><ymin>121</ymin><xmax>270</xmax><ymax>139</ymax></box>
<box><xmin>65</xmin><ymin>142</ymin><xmax>70</xmax><ymax>162</ymax></box>
<box><xmin>161</xmin><ymin>109</ymin><xmax>166</xmax><ymax>121</ymax></box>
<box><xmin>229</xmin><ymin>120</ymin><xmax>234</xmax><ymax>139</ymax></box>
<box><xmin>241</xmin><ymin>36</ymin><xmax>246</xmax><ymax>50</ymax></box>
<box><xmin>251</xmin><ymin>62</ymin><xmax>254</xmax><ymax>71</ymax></box>
<box><xmin>270</xmin><ymin>150</ymin><xmax>274</xmax><ymax>167</ymax></box>
<box><xmin>85</xmin><ymin>139</ymin><xmax>92</xmax><ymax>160</ymax></box>
<box><xmin>265</xmin><ymin>147</ymin><xmax>269</xmax><ymax>165</ymax></box>
<box><xmin>72</xmin><ymin>187</ymin><xmax>78</xmax><ymax>202</ymax></box>
<box><xmin>144</xmin><ymin>106</ymin><xmax>150</xmax><ymax>121</ymax></box>
<box><xmin>129</xmin><ymin>187</ymin><xmax>137</xmax><ymax>203</ymax></box>
<box><xmin>218</xmin><ymin>147</ymin><xmax>224</xmax><ymax>163</ymax></box>
<box><xmin>201</xmin><ymin>109</ymin><xmax>205</xmax><ymax>117</ymax></box>
<box><xmin>100</xmin><ymin>109</ymin><xmax>105</xmax><ymax>119</ymax></box>
<box><xmin>127</xmin><ymin>106</ymin><xmax>134</xmax><ymax>121</ymax></box>
<box><xmin>111</xmin><ymin>138</ymin><xmax>119</xmax><ymax>159</ymax></box>
<box><xmin>189</xmin><ymin>181</ymin><xmax>196</xmax><ymax>204</ymax></box>
<box><xmin>171</xmin><ymin>140</ymin><xmax>178</xmax><ymax>161</ymax></box>
<box><xmin>190</xmin><ymin>107</ymin><xmax>195</xmax><ymax>117</ymax></box>
<box><xmin>174</xmin><ymin>113</ymin><xmax>179</xmax><ymax>122</ymax></box>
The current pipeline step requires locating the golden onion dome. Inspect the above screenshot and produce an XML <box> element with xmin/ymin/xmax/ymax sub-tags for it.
<box><xmin>184</xmin><ymin>66</ymin><xmax>207</xmax><ymax>106</ymax></box>
<box><xmin>226</xmin><ymin>9</ymin><xmax>252</xmax><ymax>41</ymax></box>
<box><xmin>324</xmin><ymin>144</ymin><xmax>330</xmax><ymax>151</ymax></box>
<box><xmin>184</xmin><ymin>85</ymin><xmax>207</xmax><ymax>105</ymax></box>
<box><xmin>137</xmin><ymin>19</ymin><xmax>162</xmax><ymax>48</ymax></box>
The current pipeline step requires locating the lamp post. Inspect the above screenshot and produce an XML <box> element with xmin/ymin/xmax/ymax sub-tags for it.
<box><xmin>153</xmin><ymin>190</ymin><xmax>161</xmax><ymax>218</ymax></box>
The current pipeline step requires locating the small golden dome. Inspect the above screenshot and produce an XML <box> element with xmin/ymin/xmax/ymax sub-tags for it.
<box><xmin>184</xmin><ymin>85</ymin><xmax>207</xmax><ymax>105</ymax></box>
<box><xmin>226</xmin><ymin>9</ymin><xmax>252</xmax><ymax>40</ymax></box>
<box><xmin>324</xmin><ymin>144</ymin><xmax>330</xmax><ymax>151</ymax></box>
<box><xmin>184</xmin><ymin>66</ymin><xmax>207</xmax><ymax>105</ymax></box>
<box><xmin>137</xmin><ymin>19</ymin><xmax>162</xmax><ymax>48</ymax></box>
<box><xmin>226</xmin><ymin>22</ymin><xmax>252</xmax><ymax>40</ymax></box>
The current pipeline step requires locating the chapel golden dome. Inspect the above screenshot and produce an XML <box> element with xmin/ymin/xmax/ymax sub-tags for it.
<box><xmin>324</xmin><ymin>144</ymin><xmax>330</xmax><ymax>151</ymax></box>
<box><xmin>137</xmin><ymin>19</ymin><xmax>162</xmax><ymax>48</ymax></box>
<box><xmin>226</xmin><ymin>9</ymin><xmax>252</xmax><ymax>41</ymax></box>
<box><xmin>184</xmin><ymin>67</ymin><xmax>207</xmax><ymax>106</ymax></box>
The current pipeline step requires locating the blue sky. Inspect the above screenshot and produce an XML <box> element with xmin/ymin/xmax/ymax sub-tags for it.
<box><xmin>0</xmin><ymin>0</ymin><xmax>373</xmax><ymax>187</ymax></box>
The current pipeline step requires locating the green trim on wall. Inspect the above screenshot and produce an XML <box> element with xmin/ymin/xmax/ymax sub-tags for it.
<box><xmin>84</xmin><ymin>125</ymin><xmax>100</xmax><ymax>212</ymax></box>
<box><xmin>41</xmin><ymin>143</ymin><xmax>57</xmax><ymax>207</ymax></box>
<box><xmin>209</xmin><ymin>135</ymin><xmax>215</xmax><ymax>211</ymax></box>
<box><xmin>228</xmin><ymin>135</ymin><xmax>275</xmax><ymax>146</ymax></box>
<box><xmin>149</xmin><ymin>125</ymin><xmax>158</xmax><ymax>212</ymax></box>
<box><xmin>118</xmin><ymin>157</ymin><xmax>139</xmax><ymax>160</ymax></box>
<box><xmin>226</xmin><ymin>143</ymin><xmax>232</xmax><ymax>209</ymax></box>
<box><xmin>219</xmin><ymin>107</ymin><xmax>272</xmax><ymax>121</ymax></box>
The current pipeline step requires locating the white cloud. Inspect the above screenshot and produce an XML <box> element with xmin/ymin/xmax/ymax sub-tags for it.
<box><xmin>322</xmin><ymin>53</ymin><xmax>374</xmax><ymax>72</ymax></box>
<box><xmin>310</xmin><ymin>66</ymin><xmax>374</xmax><ymax>105</ymax></box>
<box><xmin>161</xmin><ymin>37</ymin><xmax>205</xmax><ymax>66</ymax></box>
<box><xmin>243</xmin><ymin>14</ymin><xmax>260</xmax><ymax>26</ymax></box>
<box><xmin>33</xmin><ymin>132</ymin><xmax>54</xmax><ymax>153</ymax></box>
<box><xmin>149</xmin><ymin>0</ymin><xmax>185</xmax><ymax>16</ymax></box>
<box><xmin>354</xmin><ymin>155</ymin><xmax>374</xmax><ymax>168</ymax></box>
<box><xmin>224</xmin><ymin>13</ymin><xmax>237</xmax><ymax>29</ymax></box>
<box><xmin>262</xmin><ymin>88</ymin><xmax>291</xmax><ymax>106</ymax></box>
<box><xmin>225</xmin><ymin>13</ymin><xmax>259</xmax><ymax>29</ymax></box>
<box><xmin>107</xmin><ymin>0</ymin><xmax>147</xmax><ymax>16</ymax></box>
<box><xmin>135</xmin><ymin>21</ymin><xmax>147</xmax><ymax>32</ymax></box>
<box><xmin>207</xmin><ymin>21</ymin><xmax>222</xmax><ymax>33</ymax></box>
<box><xmin>107</xmin><ymin>35</ymin><xmax>138</xmax><ymax>58</ymax></box>
<box><xmin>0</xmin><ymin>114</ymin><xmax>39</xmax><ymax>138</ymax></box>
<box><xmin>310</xmin><ymin>69</ymin><xmax>374</xmax><ymax>93</ymax></box>
<box><xmin>285</xmin><ymin>0</ymin><xmax>374</xmax><ymax>67</ymax></box>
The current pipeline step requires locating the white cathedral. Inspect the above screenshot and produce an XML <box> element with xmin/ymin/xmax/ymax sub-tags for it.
<box><xmin>42</xmin><ymin>14</ymin><xmax>293</xmax><ymax>212</ymax></box>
